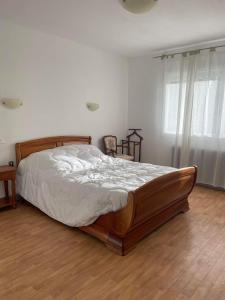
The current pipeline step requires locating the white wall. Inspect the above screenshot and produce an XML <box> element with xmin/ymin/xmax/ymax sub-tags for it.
<box><xmin>0</xmin><ymin>19</ymin><xmax>128</xmax><ymax>163</ymax></box>
<box><xmin>0</xmin><ymin>19</ymin><xmax>128</xmax><ymax>196</ymax></box>
<box><xmin>128</xmin><ymin>55</ymin><xmax>166</xmax><ymax>164</ymax></box>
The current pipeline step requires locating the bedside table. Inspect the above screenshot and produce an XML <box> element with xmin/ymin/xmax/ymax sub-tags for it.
<box><xmin>0</xmin><ymin>166</ymin><xmax>17</xmax><ymax>209</ymax></box>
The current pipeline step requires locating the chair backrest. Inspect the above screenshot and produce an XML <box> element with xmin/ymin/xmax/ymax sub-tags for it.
<box><xmin>103</xmin><ymin>135</ymin><xmax>117</xmax><ymax>155</ymax></box>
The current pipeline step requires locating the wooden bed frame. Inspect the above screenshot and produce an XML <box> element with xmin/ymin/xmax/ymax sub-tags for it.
<box><xmin>16</xmin><ymin>136</ymin><xmax>197</xmax><ymax>255</ymax></box>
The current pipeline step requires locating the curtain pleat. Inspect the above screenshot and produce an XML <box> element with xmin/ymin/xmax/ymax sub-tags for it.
<box><xmin>157</xmin><ymin>49</ymin><xmax>225</xmax><ymax>189</ymax></box>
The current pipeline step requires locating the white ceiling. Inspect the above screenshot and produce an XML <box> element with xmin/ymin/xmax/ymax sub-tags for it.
<box><xmin>0</xmin><ymin>0</ymin><xmax>225</xmax><ymax>56</ymax></box>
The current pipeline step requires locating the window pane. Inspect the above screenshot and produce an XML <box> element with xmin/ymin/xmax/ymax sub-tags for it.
<box><xmin>164</xmin><ymin>80</ymin><xmax>218</xmax><ymax>138</ymax></box>
<box><xmin>164</xmin><ymin>83</ymin><xmax>185</xmax><ymax>134</ymax></box>
<box><xmin>192</xmin><ymin>80</ymin><xmax>217</xmax><ymax>137</ymax></box>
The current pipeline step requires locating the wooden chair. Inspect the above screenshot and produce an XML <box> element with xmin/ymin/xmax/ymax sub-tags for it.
<box><xmin>103</xmin><ymin>135</ymin><xmax>134</xmax><ymax>161</ymax></box>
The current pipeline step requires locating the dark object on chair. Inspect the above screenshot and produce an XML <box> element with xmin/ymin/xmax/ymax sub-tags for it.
<box><xmin>8</xmin><ymin>161</ymin><xmax>14</xmax><ymax>167</ymax></box>
<box><xmin>122</xmin><ymin>129</ymin><xmax>143</xmax><ymax>162</ymax></box>
<box><xmin>103</xmin><ymin>135</ymin><xmax>134</xmax><ymax>161</ymax></box>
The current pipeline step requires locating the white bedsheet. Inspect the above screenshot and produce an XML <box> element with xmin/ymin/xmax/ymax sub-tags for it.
<box><xmin>17</xmin><ymin>145</ymin><xmax>176</xmax><ymax>227</ymax></box>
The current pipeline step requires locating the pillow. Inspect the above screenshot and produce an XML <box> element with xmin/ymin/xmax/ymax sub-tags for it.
<box><xmin>18</xmin><ymin>144</ymin><xmax>105</xmax><ymax>175</ymax></box>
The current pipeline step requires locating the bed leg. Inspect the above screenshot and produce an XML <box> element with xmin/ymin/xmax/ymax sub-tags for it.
<box><xmin>105</xmin><ymin>233</ymin><xmax>136</xmax><ymax>256</ymax></box>
<box><xmin>105</xmin><ymin>234</ymin><xmax>124</xmax><ymax>256</ymax></box>
<box><xmin>105</xmin><ymin>235</ymin><xmax>130</xmax><ymax>256</ymax></box>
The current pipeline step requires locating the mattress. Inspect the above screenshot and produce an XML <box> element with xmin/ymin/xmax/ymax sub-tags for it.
<box><xmin>17</xmin><ymin>144</ymin><xmax>176</xmax><ymax>227</ymax></box>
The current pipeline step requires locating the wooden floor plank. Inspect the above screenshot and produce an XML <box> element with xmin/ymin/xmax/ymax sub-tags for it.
<box><xmin>0</xmin><ymin>186</ymin><xmax>225</xmax><ymax>299</ymax></box>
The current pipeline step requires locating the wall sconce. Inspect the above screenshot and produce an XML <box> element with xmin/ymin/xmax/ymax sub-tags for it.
<box><xmin>86</xmin><ymin>102</ymin><xmax>99</xmax><ymax>112</ymax></box>
<box><xmin>1</xmin><ymin>98</ymin><xmax>23</xmax><ymax>109</ymax></box>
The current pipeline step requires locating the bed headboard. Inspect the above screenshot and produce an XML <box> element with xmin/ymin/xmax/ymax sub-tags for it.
<box><xmin>16</xmin><ymin>135</ymin><xmax>92</xmax><ymax>166</ymax></box>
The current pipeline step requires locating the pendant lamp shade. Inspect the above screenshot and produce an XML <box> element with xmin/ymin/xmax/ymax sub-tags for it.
<box><xmin>119</xmin><ymin>0</ymin><xmax>158</xmax><ymax>14</ymax></box>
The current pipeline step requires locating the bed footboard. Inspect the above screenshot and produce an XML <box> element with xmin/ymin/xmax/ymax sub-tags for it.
<box><xmin>80</xmin><ymin>166</ymin><xmax>197</xmax><ymax>255</ymax></box>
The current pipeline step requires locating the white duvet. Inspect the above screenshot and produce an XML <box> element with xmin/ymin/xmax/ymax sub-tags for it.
<box><xmin>17</xmin><ymin>144</ymin><xmax>176</xmax><ymax>227</ymax></box>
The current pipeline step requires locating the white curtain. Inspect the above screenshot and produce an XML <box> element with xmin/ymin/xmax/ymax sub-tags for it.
<box><xmin>157</xmin><ymin>49</ymin><xmax>225</xmax><ymax>188</ymax></box>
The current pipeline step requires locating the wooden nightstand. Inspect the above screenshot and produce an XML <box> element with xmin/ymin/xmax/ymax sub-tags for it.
<box><xmin>0</xmin><ymin>166</ymin><xmax>17</xmax><ymax>209</ymax></box>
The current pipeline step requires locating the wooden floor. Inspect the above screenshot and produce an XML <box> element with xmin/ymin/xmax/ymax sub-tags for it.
<box><xmin>1</xmin><ymin>187</ymin><xmax>225</xmax><ymax>300</ymax></box>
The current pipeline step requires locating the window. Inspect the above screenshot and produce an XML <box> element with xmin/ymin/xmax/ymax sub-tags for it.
<box><xmin>163</xmin><ymin>80</ymin><xmax>224</xmax><ymax>138</ymax></box>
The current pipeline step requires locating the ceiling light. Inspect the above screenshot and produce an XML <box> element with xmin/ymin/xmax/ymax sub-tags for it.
<box><xmin>119</xmin><ymin>0</ymin><xmax>158</xmax><ymax>14</ymax></box>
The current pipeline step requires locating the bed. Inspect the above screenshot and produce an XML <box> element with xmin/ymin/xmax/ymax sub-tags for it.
<box><xmin>16</xmin><ymin>136</ymin><xmax>197</xmax><ymax>255</ymax></box>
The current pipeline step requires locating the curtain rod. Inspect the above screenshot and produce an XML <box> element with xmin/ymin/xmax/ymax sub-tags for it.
<box><xmin>153</xmin><ymin>44</ymin><xmax>225</xmax><ymax>59</ymax></box>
